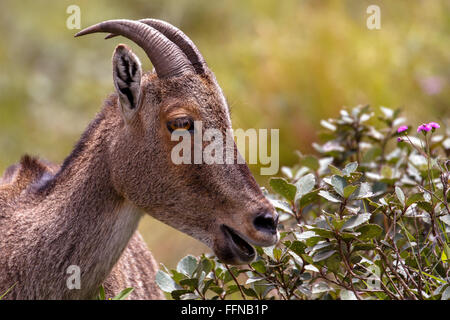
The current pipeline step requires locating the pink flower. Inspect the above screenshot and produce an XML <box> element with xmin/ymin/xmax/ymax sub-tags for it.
<box><xmin>397</xmin><ymin>126</ymin><xmax>408</xmax><ymax>133</ymax></box>
<box><xmin>428</xmin><ymin>122</ymin><xmax>440</xmax><ymax>129</ymax></box>
<box><xmin>418</xmin><ymin>76</ymin><xmax>444</xmax><ymax>96</ymax></box>
<box><xmin>417</xmin><ymin>124</ymin><xmax>431</xmax><ymax>133</ymax></box>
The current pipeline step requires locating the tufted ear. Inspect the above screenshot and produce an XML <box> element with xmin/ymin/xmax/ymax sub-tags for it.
<box><xmin>112</xmin><ymin>44</ymin><xmax>142</xmax><ymax>122</ymax></box>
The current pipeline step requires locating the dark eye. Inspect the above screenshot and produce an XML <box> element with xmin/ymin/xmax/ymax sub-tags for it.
<box><xmin>167</xmin><ymin>117</ymin><xmax>194</xmax><ymax>133</ymax></box>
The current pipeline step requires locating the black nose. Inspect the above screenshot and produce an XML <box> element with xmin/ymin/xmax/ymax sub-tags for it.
<box><xmin>253</xmin><ymin>211</ymin><xmax>278</xmax><ymax>235</ymax></box>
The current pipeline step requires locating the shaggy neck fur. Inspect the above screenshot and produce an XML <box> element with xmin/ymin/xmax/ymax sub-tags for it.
<box><xmin>0</xmin><ymin>100</ymin><xmax>143</xmax><ymax>299</ymax></box>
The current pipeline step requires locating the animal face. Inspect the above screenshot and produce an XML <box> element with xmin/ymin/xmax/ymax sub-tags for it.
<box><xmin>77</xmin><ymin>19</ymin><xmax>279</xmax><ymax>264</ymax></box>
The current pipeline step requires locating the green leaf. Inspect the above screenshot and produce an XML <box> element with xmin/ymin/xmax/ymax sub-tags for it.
<box><xmin>325</xmin><ymin>253</ymin><xmax>342</xmax><ymax>273</ymax></box>
<box><xmin>380</xmin><ymin>106</ymin><xmax>394</xmax><ymax>119</ymax></box>
<box><xmin>202</xmin><ymin>279</ymin><xmax>215</xmax><ymax>295</ymax></box>
<box><xmin>343</xmin><ymin>185</ymin><xmax>358</xmax><ymax>198</ymax></box>
<box><xmin>251</xmin><ymin>260</ymin><xmax>266</xmax><ymax>274</ymax></box>
<box><xmin>179</xmin><ymin>278</ymin><xmax>199</xmax><ymax>290</ymax></box>
<box><xmin>318</xmin><ymin>190</ymin><xmax>342</xmax><ymax>203</ymax></box>
<box><xmin>223</xmin><ymin>268</ymin><xmax>237</xmax><ymax>284</ymax></box>
<box><xmin>320</xmin><ymin>119</ymin><xmax>336</xmax><ymax>131</ymax></box>
<box><xmin>350</xmin><ymin>255</ymin><xmax>362</xmax><ymax>264</ymax></box>
<box><xmin>340</xmin><ymin>232</ymin><xmax>359</xmax><ymax>241</ymax></box>
<box><xmin>305</xmin><ymin>236</ymin><xmax>323</xmax><ymax>247</ymax></box>
<box><xmin>340</xmin><ymin>289</ymin><xmax>357</xmax><ymax>300</ymax></box>
<box><xmin>273</xmin><ymin>248</ymin><xmax>282</xmax><ymax>260</ymax></box>
<box><xmin>328</xmin><ymin>164</ymin><xmax>342</xmax><ymax>176</ymax></box>
<box><xmin>112</xmin><ymin>287</ymin><xmax>134</xmax><ymax>300</ymax></box>
<box><xmin>417</xmin><ymin>201</ymin><xmax>432</xmax><ymax>212</ymax></box>
<box><xmin>299</xmin><ymin>155</ymin><xmax>320</xmax><ymax>171</ymax></box>
<box><xmin>352</xmin><ymin>243</ymin><xmax>376</xmax><ymax>251</ymax></box>
<box><xmin>406</xmin><ymin>193</ymin><xmax>424</xmax><ymax>207</ymax></box>
<box><xmin>353</xmin><ymin>183</ymin><xmax>373</xmax><ymax>199</ymax></box>
<box><xmin>299</xmin><ymin>190</ymin><xmax>320</xmax><ymax>208</ymax></box>
<box><xmin>312</xmin><ymin>249</ymin><xmax>336</xmax><ymax>262</ymax></box>
<box><xmin>331</xmin><ymin>217</ymin><xmax>346</xmax><ymax>230</ymax></box>
<box><xmin>262</xmin><ymin>245</ymin><xmax>276</xmax><ymax>259</ymax></box>
<box><xmin>289</xmin><ymin>240</ymin><xmax>307</xmax><ymax>256</ymax></box>
<box><xmin>442</xmin><ymin>286</ymin><xmax>450</xmax><ymax>300</ymax></box>
<box><xmin>395</xmin><ymin>186</ymin><xmax>405</xmax><ymax>206</ymax></box>
<box><xmin>439</xmin><ymin>215</ymin><xmax>450</xmax><ymax>226</ymax></box>
<box><xmin>310</xmin><ymin>242</ymin><xmax>332</xmax><ymax>254</ymax></box>
<box><xmin>441</xmin><ymin>249</ymin><xmax>448</xmax><ymax>263</ymax></box>
<box><xmin>331</xmin><ymin>175</ymin><xmax>347</xmax><ymax>197</ymax></box>
<box><xmin>180</xmin><ymin>293</ymin><xmax>200</xmax><ymax>300</ymax></box>
<box><xmin>442</xmin><ymin>243</ymin><xmax>450</xmax><ymax>263</ymax></box>
<box><xmin>171</xmin><ymin>289</ymin><xmax>194</xmax><ymax>300</ymax></box>
<box><xmin>355</xmin><ymin>224</ymin><xmax>383</xmax><ymax>240</ymax></box>
<box><xmin>269</xmin><ymin>178</ymin><xmax>297</xmax><ymax>201</ymax></box>
<box><xmin>311</xmin><ymin>227</ymin><xmax>335</xmax><ymax>238</ymax></box>
<box><xmin>312</xmin><ymin>282</ymin><xmax>331</xmax><ymax>294</ymax></box>
<box><xmin>294</xmin><ymin>173</ymin><xmax>316</xmax><ymax>202</ymax></box>
<box><xmin>169</xmin><ymin>269</ymin><xmax>186</xmax><ymax>283</ymax></box>
<box><xmin>281</xmin><ymin>166</ymin><xmax>293</xmax><ymax>178</ymax></box>
<box><xmin>362</xmin><ymin>147</ymin><xmax>381</xmax><ymax>163</ymax></box>
<box><xmin>396</xmin><ymin>221</ymin><xmax>416</xmax><ymax>243</ymax></box>
<box><xmin>155</xmin><ymin>270</ymin><xmax>179</xmax><ymax>293</ymax></box>
<box><xmin>300</xmin><ymin>273</ymin><xmax>312</xmax><ymax>281</ymax></box>
<box><xmin>270</xmin><ymin>199</ymin><xmax>294</xmax><ymax>214</ymax></box>
<box><xmin>97</xmin><ymin>285</ymin><xmax>106</xmax><ymax>300</ymax></box>
<box><xmin>198</xmin><ymin>258</ymin><xmax>213</xmax><ymax>276</ymax></box>
<box><xmin>242</xmin><ymin>287</ymin><xmax>259</xmax><ymax>299</ymax></box>
<box><xmin>226</xmin><ymin>285</ymin><xmax>240</xmax><ymax>295</ymax></box>
<box><xmin>296</xmin><ymin>230</ymin><xmax>318</xmax><ymax>240</ymax></box>
<box><xmin>177</xmin><ymin>255</ymin><xmax>198</xmax><ymax>277</ymax></box>
<box><xmin>409</xmin><ymin>268</ymin><xmax>446</xmax><ymax>284</ymax></box>
<box><xmin>342</xmin><ymin>162</ymin><xmax>358</xmax><ymax>176</ymax></box>
<box><xmin>381</xmin><ymin>165</ymin><xmax>393</xmax><ymax>179</ymax></box>
<box><xmin>208</xmin><ymin>286</ymin><xmax>224</xmax><ymax>296</ymax></box>
<box><xmin>246</xmin><ymin>275</ymin><xmax>265</xmax><ymax>286</ymax></box>
<box><xmin>301</xmin><ymin>253</ymin><xmax>314</xmax><ymax>265</ymax></box>
<box><xmin>342</xmin><ymin>213</ymin><xmax>371</xmax><ymax>230</ymax></box>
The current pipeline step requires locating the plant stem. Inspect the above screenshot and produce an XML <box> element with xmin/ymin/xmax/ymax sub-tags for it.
<box><xmin>225</xmin><ymin>264</ymin><xmax>246</xmax><ymax>300</ymax></box>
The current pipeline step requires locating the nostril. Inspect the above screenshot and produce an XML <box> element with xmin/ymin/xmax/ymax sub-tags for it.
<box><xmin>253</xmin><ymin>211</ymin><xmax>278</xmax><ymax>235</ymax></box>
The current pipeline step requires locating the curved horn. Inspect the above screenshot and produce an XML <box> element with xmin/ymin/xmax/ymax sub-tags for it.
<box><xmin>75</xmin><ymin>19</ymin><xmax>194</xmax><ymax>78</ymax></box>
<box><xmin>106</xmin><ymin>19</ymin><xmax>206</xmax><ymax>74</ymax></box>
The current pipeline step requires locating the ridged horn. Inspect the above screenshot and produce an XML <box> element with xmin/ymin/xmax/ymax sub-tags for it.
<box><xmin>75</xmin><ymin>19</ymin><xmax>194</xmax><ymax>78</ymax></box>
<box><xmin>105</xmin><ymin>19</ymin><xmax>206</xmax><ymax>74</ymax></box>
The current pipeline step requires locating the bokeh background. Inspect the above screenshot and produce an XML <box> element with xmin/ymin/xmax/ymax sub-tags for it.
<box><xmin>0</xmin><ymin>0</ymin><xmax>448</xmax><ymax>267</ymax></box>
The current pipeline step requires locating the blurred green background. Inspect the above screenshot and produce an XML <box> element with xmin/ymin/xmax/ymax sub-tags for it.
<box><xmin>0</xmin><ymin>0</ymin><xmax>448</xmax><ymax>267</ymax></box>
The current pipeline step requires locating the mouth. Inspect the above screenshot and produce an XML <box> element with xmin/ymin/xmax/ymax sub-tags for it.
<box><xmin>220</xmin><ymin>225</ymin><xmax>256</xmax><ymax>263</ymax></box>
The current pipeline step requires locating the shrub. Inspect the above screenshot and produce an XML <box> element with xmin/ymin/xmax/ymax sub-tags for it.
<box><xmin>156</xmin><ymin>105</ymin><xmax>450</xmax><ymax>300</ymax></box>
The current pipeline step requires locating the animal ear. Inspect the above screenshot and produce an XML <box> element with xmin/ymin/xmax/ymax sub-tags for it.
<box><xmin>112</xmin><ymin>44</ymin><xmax>142</xmax><ymax>122</ymax></box>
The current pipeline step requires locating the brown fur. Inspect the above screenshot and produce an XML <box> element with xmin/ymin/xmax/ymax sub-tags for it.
<box><xmin>103</xmin><ymin>232</ymin><xmax>164</xmax><ymax>300</ymax></box>
<box><xmin>0</xmin><ymin>157</ymin><xmax>162</xmax><ymax>299</ymax></box>
<box><xmin>0</xmin><ymin>36</ymin><xmax>277</xmax><ymax>299</ymax></box>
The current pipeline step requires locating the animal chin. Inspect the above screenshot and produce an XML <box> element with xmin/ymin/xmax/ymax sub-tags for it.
<box><xmin>220</xmin><ymin>225</ymin><xmax>256</xmax><ymax>264</ymax></box>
